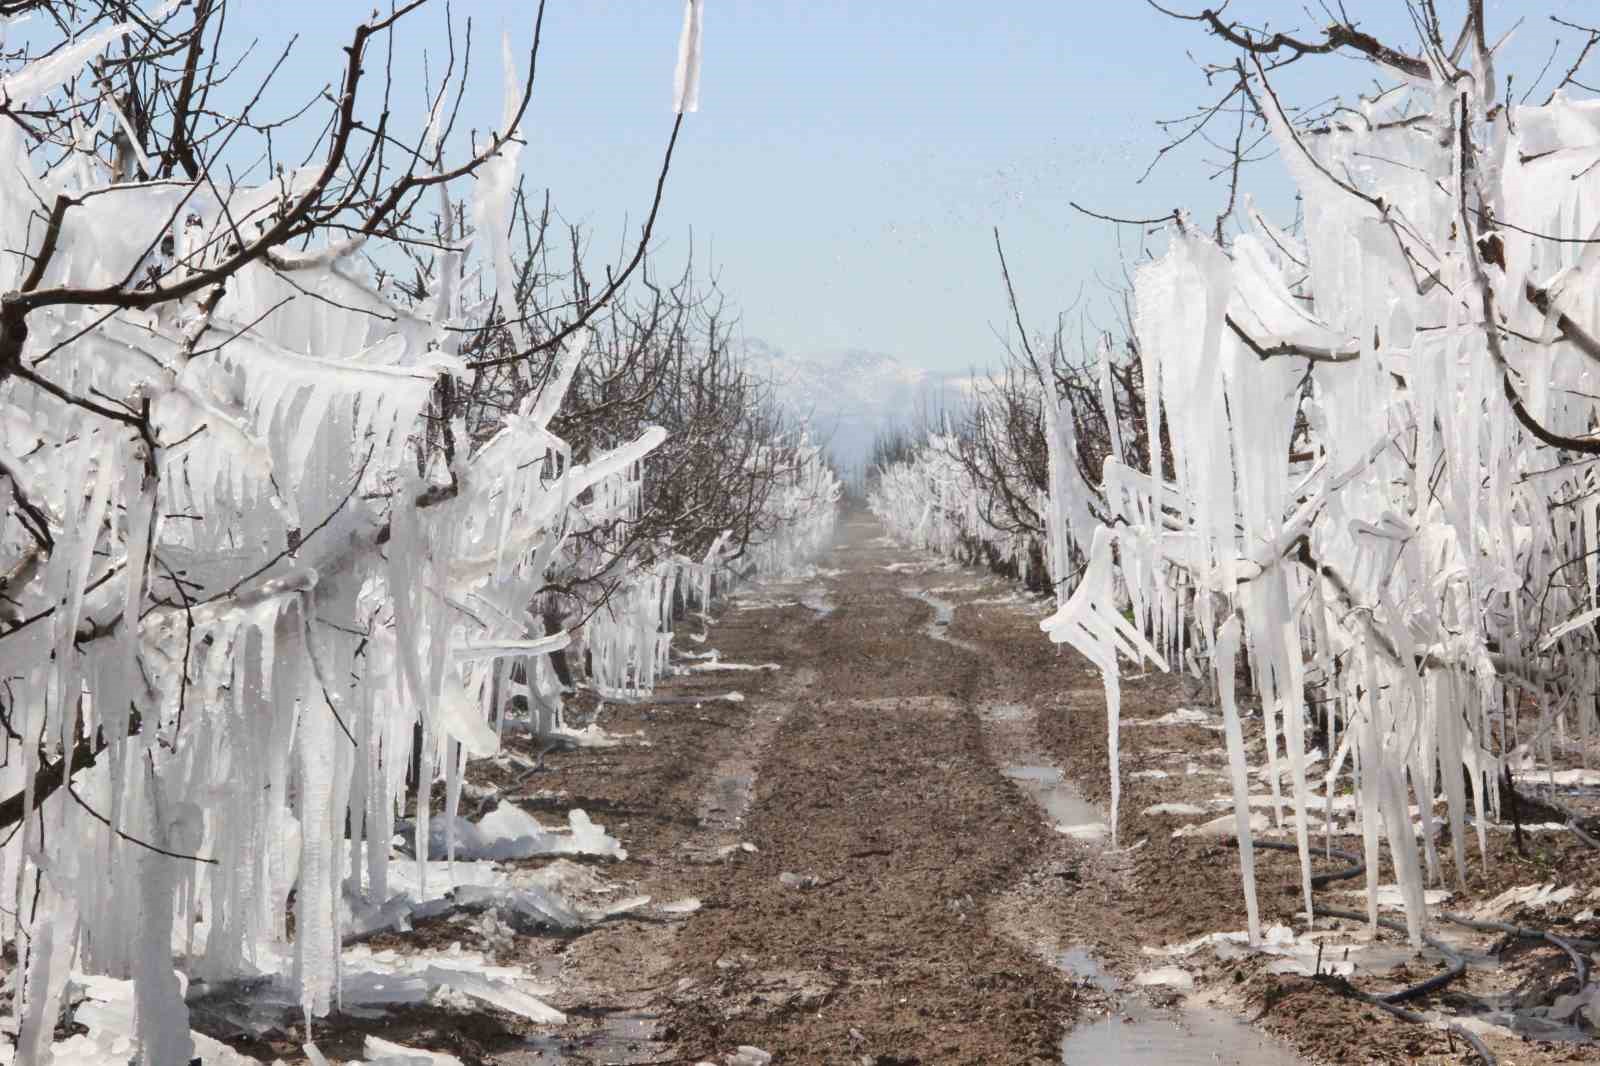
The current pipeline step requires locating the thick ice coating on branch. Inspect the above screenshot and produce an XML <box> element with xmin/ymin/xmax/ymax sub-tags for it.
<box><xmin>673</xmin><ymin>0</ymin><xmax>704</xmax><ymax>114</ymax></box>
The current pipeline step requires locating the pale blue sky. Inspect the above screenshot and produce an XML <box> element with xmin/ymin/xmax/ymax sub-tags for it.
<box><xmin>221</xmin><ymin>1</ymin><xmax>1579</xmax><ymax>372</ymax></box>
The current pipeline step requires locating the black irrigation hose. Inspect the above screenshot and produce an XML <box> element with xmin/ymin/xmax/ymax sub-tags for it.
<box><xmin>1545</xmin><ymin>933</ymin><xmax>1590</xmax><ymax>990</ymax></box>
<box><xmin>1312</xmin><ymin>906</ymin><xmax>1469</xmax><ymax>1004</ymax></box>
<box><xmin>1438</xmin><ymin>912</ymin><xmax>1597</xmax><ymax>985</ymax></box>
<box><xmin>1363</xmin><ymin>991</ymin><xmax>1498</xmax><ymax>1066</ymax></box>
<box><xmin>1540</xmin><ymin>793</ymin><xmax>1600</xmax><ymax>851</ymax></box>
<box><xmin>1247</xmin><ymin>838</ymin><xmax>1497</xmax><ymax>1065</ymax></box>
<box><xmin>1252</xmin><ymin>838</ymin><xmax>1364</xmax><ymax>887</ymax></box>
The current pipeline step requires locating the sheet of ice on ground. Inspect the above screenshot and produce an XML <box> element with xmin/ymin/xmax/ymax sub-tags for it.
<box><xmin>1334</xmin><ymin>885</ymin><xmax>1453</xmax><ymax>911</ymax></box>
<box><xmin>1143</xmin><ymin>920</ymin><xmax>1483</xmax><ymax>982</ymax></box>
<box><xmin>686</xmin><ymin>653</ymin><xmax>781</xmax><ymax>672</ymax></box>
<box><xmin>191</xmin><ymin>860</ymin><xmax>659</xmax><ymax>1039</ymax></box>
<box><xmin>452</xmin><ymin>879</ymin><xmax>649</xmax><ymax>932</ymax></box>
<box><xmin>1123</xmin><ymin>707</ymin><xmax>1219</xmax><ymax>729</ymax></box>
<box><xmin>187</xmin><ymin>936</ymin><xmax>567</xmax><ymax>1034</ymax></box>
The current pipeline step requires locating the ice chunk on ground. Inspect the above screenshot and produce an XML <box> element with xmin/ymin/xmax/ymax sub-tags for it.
<box><xmin>363</xmin><ymin>1035</ymin><xmax>466</xmax><ymax>1066</ymax></box>
<box><xmin>27</xmin><ymin>975</ymin><xmax>258</xmax><ymax>1066</ymax></box>
<box><xmin>417</xmin><ymin>965</ymin><xmax>564</xmax><ymax>1023</ymax></box>
<box><xmin>452</xmin><ymin>858</ymin><xmax>650</xmax><ymax>932</ymax></box>
<box><xmin>726</xmin><ymin>1048</ymin><xmax>773</xmax><ymax>1066</ymax></box>
<box><xmin>408</xmin><ymin>803</ymin><xmax>626</xmax><ymax>861</ymax></box>
<box><xmin>658</xmin><ymin>897</ymin><xmax>703</xmax><ymax>914</ymax></box>
<box><xmin>1173</xmin><ymin>811</ymin><xmax>1271</xmax><ymax>840</ymax></box>
<box><xmin>1055</xmin><ymin>821</ymin><xmax>1113</xmax><ymax>841</ymax></box>
<box><xmin>1143</xmin><ymin>802</ymin><xmax>1208</xmax><ymax>816</ymax></box>
<box><xmin>1475</xmin><ymin>882</ymin><xmax>1577</xmax><ymax>918</ymax></box>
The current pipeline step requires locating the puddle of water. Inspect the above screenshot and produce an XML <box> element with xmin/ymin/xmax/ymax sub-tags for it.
<box><xmin>902</xmin><ymin>588</ymin><xmax>981</xmax><ymax>653</ymax></box>
<box><xmin>1057</xmin><ymin>947</ymin><xmax>1118</xmax><ymax>993</ymax></box>
<box><xmin>1002</xmin><ymin>765</ymin><xmax>1063</xmax><ymax>785</ymax></box>
<box><xmin>515</xmin><ymin>1012</ymin><xmax>661</xmax><ymax>1064</ymax></box>
<box><xmin>1061</xmin><ymin>1004</ymin><xmax>1306</xmax><ymax>1065</ymax></box>
<box><xmin>700</xmin><ymin>769</ymin><xmax>755</xmax><ymax>832</ymax></box>
<box><xmin>980</xmin><ymin>702</ymin><xmax>1031</xmax><ymax>723</ymax></box>
<box><xmin>800</xmin><ymin>589</ymin><xmax>835</xmax><ymax>617</ymax></box>
<box><xmin>1471</xmin><ymin>1000</ymin><xmax>1595</xmax><ymax>1044</ymax></box>
<box><xmin>1002</xmin><ymin>765</ymin><xmax>1110</xmax><ymax>838</ymax></box>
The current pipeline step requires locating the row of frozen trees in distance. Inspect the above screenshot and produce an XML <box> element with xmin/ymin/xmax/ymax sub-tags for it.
<box><xmin>0</xmin><ymin>1</ymin><xmax>837</xmax><ymax>1063</ymax></box>
<box><xmin>872</xmin><ymin>0</ymin><xmax>1600</xmax><ymax>986</ymax></box>
<box><xmin>868</xmin><ymin>311</ymin><xmax>1150</xmax><ymax>594</ymax></box>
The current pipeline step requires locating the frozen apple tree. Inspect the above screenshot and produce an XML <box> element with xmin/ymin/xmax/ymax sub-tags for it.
<box><xmin>0</xmin><ymin>0</ymin><xmax>777</xmax><ymax>1062</ymax></box>
<box><xmin>1040</xmin><ymin>0</ymin><xmax>1600</xmax><ymax>964</ymax></box>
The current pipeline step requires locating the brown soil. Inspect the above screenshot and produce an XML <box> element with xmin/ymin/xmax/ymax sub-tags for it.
<box><xmin>212</xmin><ymin>511</ymin><xmax>1599</xmax><ymax>1065</ymax></box>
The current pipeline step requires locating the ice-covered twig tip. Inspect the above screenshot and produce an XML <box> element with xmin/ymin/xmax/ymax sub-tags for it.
<box><xmin>674</xmin><ymin>0</ymin><xmax>703</xmax><ymax>114</ymax></box>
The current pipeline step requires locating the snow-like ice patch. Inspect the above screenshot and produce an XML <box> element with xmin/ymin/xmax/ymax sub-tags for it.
<box><xmin>725</xmin><ymin>1047</ymin><xmax>773</xmax><ymax>1066</ymax></box>
<box><xmin>1513</xmin><ymin>768</ymin><xmax>1600</xmax><ymax>787</ymax></box>
<box><xmin>411</xmin><ymin>804</ymin><xmax>626</xmax><ymax>861</ymax></box>
<box><xmin>659</xmin><ymin>897</ymin><xmax>703</xmax><ymax>914</ymax></box>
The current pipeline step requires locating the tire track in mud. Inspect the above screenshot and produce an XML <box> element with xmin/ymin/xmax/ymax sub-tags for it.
<box><xmin>685</xmin><ymin>666</ymin><xmax>814</xmax><ymax>863</ymax></box>
<box><xmin>889</xmin><ymin>554</ymin><xmax>1310</xmax><ymax>1065</ymax></box>
<box><xmin>662</xmin><ymin>517</ymin><xmax>1078</xmax><ymax>1064</ymax></box>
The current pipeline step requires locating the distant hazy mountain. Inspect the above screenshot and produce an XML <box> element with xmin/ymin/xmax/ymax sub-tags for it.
<box><xmin>738</xmin><ymin>340</ymin><xmax>974</xmax><ymax>480</ymax></box>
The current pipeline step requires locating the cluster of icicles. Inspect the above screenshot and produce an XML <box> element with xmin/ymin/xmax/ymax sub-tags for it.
<box><xmin>0</xmin><ymin>5</ymin><xmax>830</xmax><ymax>1064</ymax></box>
<box><xmin>868</xmin><ymin>432</ymin><xmax>1040</xmax><ymax>584</ymax></box>
<box><xmin>1039</xmin><ymin>67</ymin><xmax>1600</xmax><ymax>980</ymax></box>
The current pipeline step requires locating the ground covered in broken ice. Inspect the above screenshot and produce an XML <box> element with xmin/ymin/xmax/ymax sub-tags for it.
<box><xmin>25</xmin><ymin>511</ymin><xmax>1600</xmax><ymax>1065</ymax></box>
